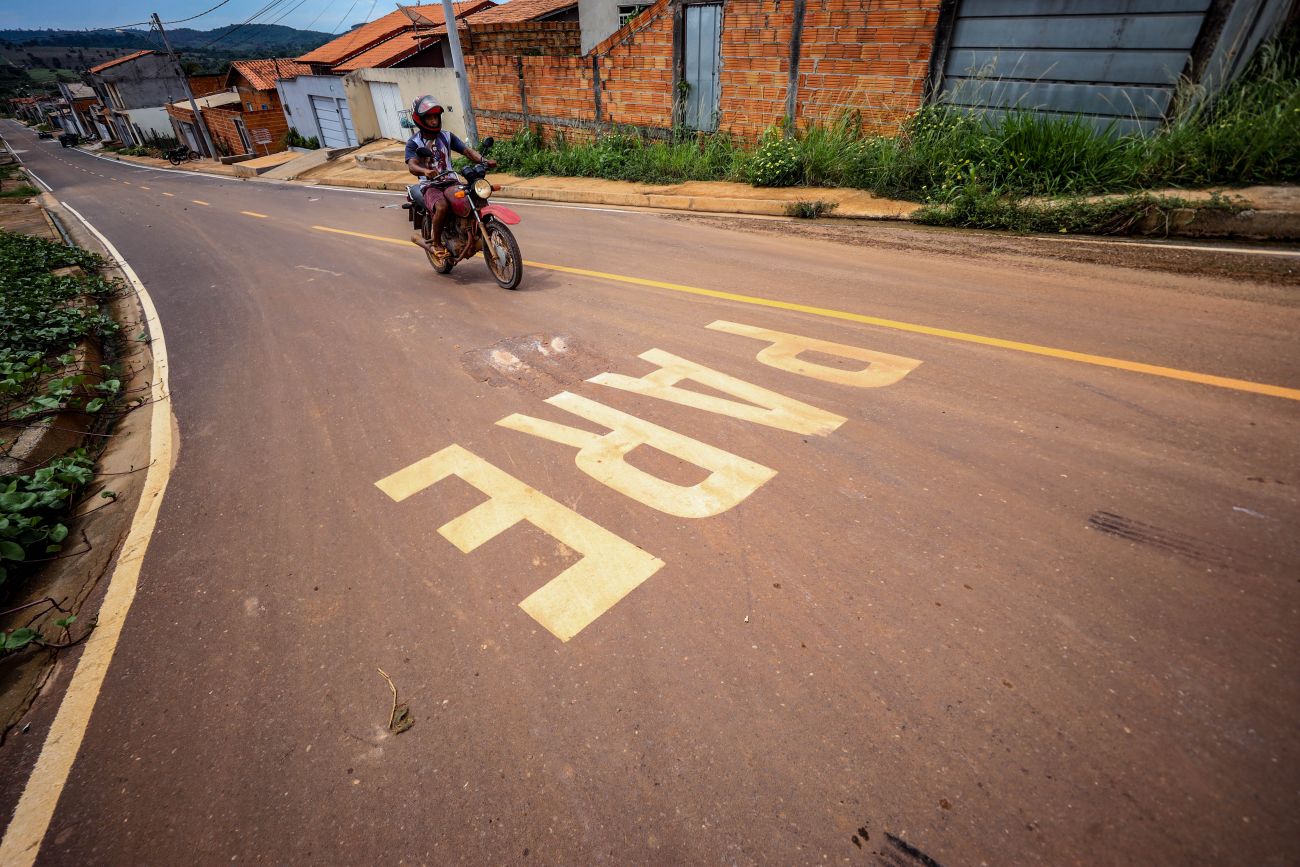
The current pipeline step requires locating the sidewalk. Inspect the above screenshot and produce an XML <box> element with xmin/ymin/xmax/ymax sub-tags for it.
<box><xmin>100</xmin><ymin>146</ymin><xmax>1300</xmax><ymax>240</ymax></box>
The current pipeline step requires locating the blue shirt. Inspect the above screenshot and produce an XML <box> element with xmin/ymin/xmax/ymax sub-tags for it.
<box><xmin>405</xmin><ymin>130</ymin><xmax>467</xmax><ymax>179</ymax></box>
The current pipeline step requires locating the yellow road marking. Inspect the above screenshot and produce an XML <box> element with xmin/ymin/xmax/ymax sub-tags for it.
<box><xmin>162</xmin><ymin>192</ymin><xmax>174</xmax><ymax>197</ymax></box>
<box><xmin>139</xmin><ymin>185</ymin><xmax>150</xmax><ymax>190</ymax></box>
<box><xmin>376</xmin><ymin>444</ymin><xmax>664</xmax><ymax>642</ymax></box>
<box><xmin>499</xmin><ymin>391</ymin><xmax>776</xmax><ymax>519</ymax></box>
<box><xmin>122</xmin><ymin>181</ymin><xmax>131</xmax><ymax>185</ymax></box>
<box><xmin>0</xmin><ymin>203</ymin><xmax>177</xmax><ymax>867</ymax></box>
<box><xmin>241</xmin><ymin>210</ymin><xmax>269</xmax><ymax>219</ymax></box>
<box><xmin>191</xmin><ymin>199</ymin><xmax>210</xmax><ymax>206</ymax></box>
<box><xmin>309</xmin><ymin>224</ymin><xmax>1300</xmax><ymax>402</ymax></box>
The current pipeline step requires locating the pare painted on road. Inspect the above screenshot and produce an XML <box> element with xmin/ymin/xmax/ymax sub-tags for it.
<box><xmin>375</xmin><ymin>320</ymin><xmax>922</xmax><ymax>641</ymax></box>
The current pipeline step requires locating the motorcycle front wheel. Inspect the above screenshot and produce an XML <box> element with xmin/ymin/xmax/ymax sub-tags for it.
<box><xmin>167</xmin><ymin>154</ymin><xmax>182</xmax><ymax>166</ymax></box>
<box><xmin>482</xmin><ymin>220</ymin><xmax>522</xmax><ymax>290</ymax></box>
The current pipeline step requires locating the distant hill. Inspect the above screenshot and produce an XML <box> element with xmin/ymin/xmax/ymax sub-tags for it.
<box><xmin>0</xmin><ymin>23</ymin><xmax>334</xmax><ymax>54</ymax></box>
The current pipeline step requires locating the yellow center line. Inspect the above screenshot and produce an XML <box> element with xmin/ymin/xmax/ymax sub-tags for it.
<box><xmin>191</xmin><ymin>200</ymin><xmax>210</xmax><ymax>206</ymax></box>
<box><xmin>240</xmin><ymin>210</ymin><xmax>269</xmax><ymax>219</ymax></box>
<box><xmin>162</xmin><ymin>192</ymin><xmax>174</xmax><ymax>197</ymax></box>
<box><xmin>139</xmin><ymin>185</ymin><xmax>150</xmax><ymax>190</ymax></box>
<box><xmin>122</xmin><ymin>181</ymin><xmax>131</xmax><ymax>185</ymax></box>
<box><xmin>309</xmin><ymin>224</ymin><xmax>1300</xmax><ymax>402</ymax></box>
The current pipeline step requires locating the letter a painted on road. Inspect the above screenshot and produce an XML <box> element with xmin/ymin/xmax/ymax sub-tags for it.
<box><xmin>375</xmin><ymin>444</ymin><xmax>664</xmax><ymax>642</ymax></box>
<box><xmin>589</xmin><ymin>349</ymin><xmax>846</xmax><ymax>436</ymax></box>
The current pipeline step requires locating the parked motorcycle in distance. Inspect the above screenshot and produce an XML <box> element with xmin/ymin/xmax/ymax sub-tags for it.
<box><xmin>403</xmin><ymin>137</ymin><xmax>523</xmax><ymax>290</ymax></box>
<box><xmin>165</xmin><ymin>144</ymin><xmax>201</xmax><ymax>166</ymax></box>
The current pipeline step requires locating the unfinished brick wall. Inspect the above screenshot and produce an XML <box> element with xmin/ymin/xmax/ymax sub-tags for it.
<box><xmin>466</xmin><ymin>0</ymin><xmax>941</xmax><ymax>144</ymax></box>
<box><xmin>203</xmin><ymin>106</ymin><xmax>291</xmax><ymax>155</ymax></box>
<box><xmin>793</xmin><ymin>0</ymin><xmax>941</xmax><ymax>133</ymax></box>
<box><xmin>466</xmin><ymin>21</ymin><xmax>581</xmax><ymax>55</ymax></box>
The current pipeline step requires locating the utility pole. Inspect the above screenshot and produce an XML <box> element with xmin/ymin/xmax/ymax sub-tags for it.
<box><xmin>439</xmin><ymin>0</ymin><xmax>478</xmax><ymax>145</ymax></box>
<box><xmin>151</xmin><ymin>12</ymin><xmax>216</xmax><ymax>158</ymax></box>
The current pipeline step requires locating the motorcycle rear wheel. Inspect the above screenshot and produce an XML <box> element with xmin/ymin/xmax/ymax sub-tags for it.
<box><xmin>482</xmin><ymin>220</ymin><xmax>522</xmax><ymax>290</ymax></box>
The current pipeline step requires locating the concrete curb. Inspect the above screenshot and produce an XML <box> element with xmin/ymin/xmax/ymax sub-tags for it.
<box><xmin>86</xmin><ymin>149</ymin><xmax>1300</xmax><ymax>241</ymax></box>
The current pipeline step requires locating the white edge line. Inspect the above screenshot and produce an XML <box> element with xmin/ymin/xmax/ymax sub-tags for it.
<box><xmin>24</xmin><ymin>168</ymin><xmax>52</xmax><ymax>192</ymax></box>
<box><xmin>1031</xmin><ymin>234</ymin><xmax>1300</xmax><ymax>259</ymax></box>
<box><xmin>0</xmin><ymin>203</ymin><xmax>175</xmax><ymax>867</ymax></box>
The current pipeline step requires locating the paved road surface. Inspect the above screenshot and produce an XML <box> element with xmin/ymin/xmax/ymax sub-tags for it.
<box><xmin>2</xmin><ymin>120</ymin><xmax>1298</xmax><ymax>866</ymax></box>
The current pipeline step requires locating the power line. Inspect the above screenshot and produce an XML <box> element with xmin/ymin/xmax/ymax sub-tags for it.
<box><xmin>329</xmin><ymin>0</ymin><xmax>364</xmax><ymax>35</ymax></box>
<box><xmin>196</xmin><ymin>0</ymin><xmax>294</xmax><ymax>49</ymax></box>
<box><xmin>301</xmin><ymin>0</ymin><xmax>343</xmax><ymax>32</ymax></box>
<box><xmin>163</xmin><ymin>0</ymin><xmax>241</xmax><ymax>25</ymax></box>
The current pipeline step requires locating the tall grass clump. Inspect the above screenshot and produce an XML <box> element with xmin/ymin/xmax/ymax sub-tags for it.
<box><xmin>492</xmin><ymin>125</ymin><xmax>746</xmax><ymax>184</ymax></box>
<box><xmin>1141</xmin><ymin>28</ymin><xmax>1300</xmax><ymax>186</ymax></box>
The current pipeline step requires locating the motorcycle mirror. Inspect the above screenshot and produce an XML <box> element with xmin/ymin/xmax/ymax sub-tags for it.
<box><xmin>481</xmin><ymin>136</ymin><xmax>495</xmax><ymax>153</ymax></box>
<box><xmin>415</xmin><ymin>146</ymin><xmax>433</xmax><ymax>159</ymax></box>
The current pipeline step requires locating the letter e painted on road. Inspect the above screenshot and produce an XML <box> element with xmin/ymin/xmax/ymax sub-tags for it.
<box><xmin>707</xmin><ymin>321</ymin><xmax>922</xmax><ymax>388</ymax></box>
<box><xmin>498</xmin><ymin>392</ymin><xmax>776</xmax><ymax>519</ymax></box>
<box><xmin>375</xmin><ymin>444</ymin><xmax>664</xmax><ymax>642</ymax></box>
<box><xmin>589</xmin><ymin>349</ymin><xmax>846</xmax><ymax>436</ymax></box>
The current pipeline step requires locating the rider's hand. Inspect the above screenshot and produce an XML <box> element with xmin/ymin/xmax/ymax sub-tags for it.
<box><xmin>485</xmin><ymin>159</ymin><xmax>497</xmax><ymax>169</ymax></box>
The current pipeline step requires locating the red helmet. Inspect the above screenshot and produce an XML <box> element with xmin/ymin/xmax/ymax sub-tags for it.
<box><xmin>411</xmin><ymin>95</ymin><xmax>443</xmax><ymax>134</ymax></box>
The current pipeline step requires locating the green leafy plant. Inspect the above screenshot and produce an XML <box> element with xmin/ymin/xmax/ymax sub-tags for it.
<box><xmin>0</xmin><ymin>449</ymin><xmax>95</xmax><ymax>585</ymax></box>
<box><xmin>786</xmin><ymin>200</ymin><xmax>837</xmax><ymax>218</ymax></box>
<box><xmin>284</xmin><ymin>128</ymin><xmax>320</xmax><ymax>150</ymax></box>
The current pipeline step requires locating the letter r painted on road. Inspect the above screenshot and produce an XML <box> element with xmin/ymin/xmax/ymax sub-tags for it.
<box><xmin>498</xmin><ymin>392</ymin><xmax>776</xmax><ymax>519</ymax></box>
<box><xmin>706</xmin><ymin>321</ymin><xmax>922</xmax><ymax>388</ymax></box>
<box><xmin>375</xmin><ymin>444</ymin><xmax>664</xmax><ymax>642</ymax></box>
<box><xmin>589</xmin><ymin>349</ymin><xmax>846</xmax><ymax>436</ymax></box>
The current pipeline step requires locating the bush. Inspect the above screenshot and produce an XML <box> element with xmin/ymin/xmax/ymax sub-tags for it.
<box><xmin>746</xmin><ymin>131</ymin><xmax>802</xmax><ymax>187</ymax></box>
<box><xmin>285</xmin><ymin>128</ymin><xmax>320</xmax><ymax>150</ymax></box>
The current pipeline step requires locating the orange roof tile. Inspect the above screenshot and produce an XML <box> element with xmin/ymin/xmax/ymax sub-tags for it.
<box><xmin>88</xmin><ymin>50</ymin><xmax>155</xmax><ymax>74</ymax></box>
<box><xmin>333</xmin><ymin>31</ymin><xmax>442</xmax><ymax>72</ymax></box>
<box><xmin>227</xmin><ymin>58</ymin><xmax>314</xmax><ymax>91</ymax></box>
<box><xmin>460</xmin><ymin>0</ymin><xmax>576</xmax><ymax>25</ymax></box>
<box><xmin>297</xmin><ymin>1</ymin><xmax>493</xmax><ymax>66</ymax></box>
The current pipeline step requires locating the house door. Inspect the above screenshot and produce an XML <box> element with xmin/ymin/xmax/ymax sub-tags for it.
<box><xmin>368</xmin><ymin>81</ymin><xmax>405</xmax><ymax>140</ymax></box>
<box><xmin>682</xmin><ymin>3</ymin><xmax>722</xmax><ymax>131</ymax></box>
<box><xmin>179</xmin><ymin>122</ymin><xmax>200</xmax><ymax>154</ymax></box>
<box><xmin>233</xmin><ymin>117</ymin><xmax>253</xmax><ymax>154</ymax></box>
<box><xmin>338</xmin><ymin>99</ymin><xmax>356</xmax><ymax>145</ymax></box>
<box><xmin>311</xmin><ymin>94</ymin><xmax>349</xmax><ymax>148</ymax></box>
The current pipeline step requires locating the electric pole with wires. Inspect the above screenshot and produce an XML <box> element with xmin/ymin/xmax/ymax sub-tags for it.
<box><xmin>439</xmin><ymin>0</ymin><xmax>479</xmax><ymax>145</ymax></box>
<box><xmin>151</xmin><ymin>12</ymin><xmax>216</xmax><ymax>158</ymax></box>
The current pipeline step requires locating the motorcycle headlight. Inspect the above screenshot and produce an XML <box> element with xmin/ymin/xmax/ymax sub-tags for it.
<box><xmin>472</xmin><ymin>178</ymin><xmax>493</xmax><ymax>199</ymax></box>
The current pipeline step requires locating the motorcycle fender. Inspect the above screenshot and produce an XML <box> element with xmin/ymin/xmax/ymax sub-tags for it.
<box><xmin>479</xmin><ymin>204</ymin><xmax>521</xmax><ymax>225</ymax></box>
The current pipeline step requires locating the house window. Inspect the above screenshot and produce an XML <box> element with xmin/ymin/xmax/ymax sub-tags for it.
<box><xmin>246</xmin><ymin>102</ymin><xmax>253</xmax><ymax>110</ymax></box>
<box><xmin>618</xmin><ymin>4</ymin><xmax>649</xmax><ymax>26</ymax></box>
<box><xmin>261</xmin><ymin>104</ymin><xmax>269</xmax><ymax>110</ymax></box>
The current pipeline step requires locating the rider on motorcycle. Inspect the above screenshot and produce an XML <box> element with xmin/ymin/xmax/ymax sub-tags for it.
<box><xmin>406</xmin><ymin>95</ymin><xmax>494</xmax><ymax>261</ymax></box>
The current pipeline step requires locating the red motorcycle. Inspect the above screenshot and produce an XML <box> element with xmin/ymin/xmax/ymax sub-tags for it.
<box><xmin>404</xmin><ymin>137</ymin><xmax>523</xmax><ymax>290</ymax></box>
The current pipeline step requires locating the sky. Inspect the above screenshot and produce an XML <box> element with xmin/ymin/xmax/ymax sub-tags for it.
<box><xmin>0</xmin><ymin>0</ymin><xmax>406</xmax><ymax>35</ymax></box>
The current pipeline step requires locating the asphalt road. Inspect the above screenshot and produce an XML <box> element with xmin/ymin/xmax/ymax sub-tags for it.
<box><xmin>2</xmin><ymin>120</ymin><xmax>1298</xmax><ymax>867</ymax></box>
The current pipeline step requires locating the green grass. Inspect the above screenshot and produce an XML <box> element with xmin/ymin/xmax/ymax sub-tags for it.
<box><xmin>0</xmin><ymin>185</ymin><xmax>39</xmax><ymax>199</ymax></box>
<box><xmin>490</xmin><ymin>23</ymin><xmax>1298</xmax><ymax>232</ymax></box>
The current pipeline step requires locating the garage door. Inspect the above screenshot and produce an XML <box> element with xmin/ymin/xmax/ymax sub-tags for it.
<box><xmin>938</xmin><ymin>0</ymin><xmax>1213</xmax><ymax>135</ymax></box>
<box><xmin>367</xmin><ymin>81</ymin><xmax>405</xmax><ymax>141</ymax></box>
<box><xmin>311</xmin><ymin>95</ymin><xmax>349</xmax><ymax>148</ymax></box>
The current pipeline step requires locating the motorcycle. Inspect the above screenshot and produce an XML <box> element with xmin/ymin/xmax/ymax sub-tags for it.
<box><xmin>165</xmin><ymin>144</ymin><xmax>201</xmax><ymax>166</ymax></box>
<box><xmin>403</xmin><ymin>137</ymin><xmax>523</xmax><ymax>290</ymax></box>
